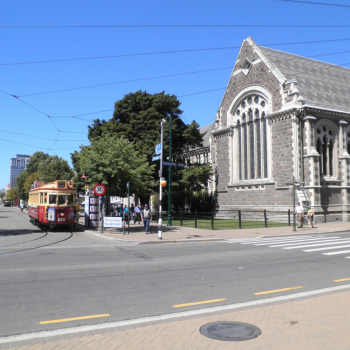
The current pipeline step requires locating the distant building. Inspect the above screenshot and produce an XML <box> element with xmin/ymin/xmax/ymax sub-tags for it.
<box><xmin>5</xmin><ymin>184</ymin><xmax>10</xmax><ymax>194</ymax></box>
<box><xmin>10</xmin><ymin>154</ymin><xmax>31</xmax><ymax>188</ymax></box>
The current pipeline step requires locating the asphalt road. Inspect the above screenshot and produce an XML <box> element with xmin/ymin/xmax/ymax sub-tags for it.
<box><xmin>1</xmin><ymin>205</ymin><xmax>350</xmax><ymax>337</ymax></box>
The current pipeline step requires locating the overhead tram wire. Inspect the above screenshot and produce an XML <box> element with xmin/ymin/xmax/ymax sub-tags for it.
<box><xmin>3</xmin><ymin>37</ymin><xmax>350</xmax><ymax>67</ymax></box>
<box><xmin>1</xmin><ymin>24</ymin><xmax>350</xmax><ymax>28</ymax></box>
<box><xmin>0</xmin><ymin>128</ymin><xmax>87</xmax><ymax>141</ymax></box>
<box><xmin>18</xmin><ymin>48</ymin><xmax>350</xmax><ymax>98</ymax></box>
<box><xmin>273</xmin><ymin>0</ymin><xmax>350</xmax><ymax>9</ymax></box>
<box><xmin>3</xmin><ymin>53</ymin><xmax>350</xmax><ymax>145</ymax></box>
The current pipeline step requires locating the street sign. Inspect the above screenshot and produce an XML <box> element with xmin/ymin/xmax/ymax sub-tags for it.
<box><xmin>93</xmin><ymin>184</ymin><xmax>106</xmax><ymax>196</ymax></box>
<box><xmin>152</xmin><ymin>155</ymin><xmax>161</xmax><ymax>161</ymax></box>
<box><xmin>163</xmin><ymin>161</ymin><xmax>186</xmax><ymax>168</ymax></box>
<box><xmin>155</xmin><ymin>143</ymin><xmax>162</xmax><ymax>155</ymax></box>
<box><xmin>127</xmin><ymin>182</ymin><xmax>129</xmax><ymax>188</ymax></box>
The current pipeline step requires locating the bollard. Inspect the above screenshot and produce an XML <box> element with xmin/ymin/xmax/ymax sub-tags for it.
<box><xmin>211</xmin><ymin>210</ymin><xmax>214</xmax><ymax>230</ymax></box>
<box><xmin>238</xmin><ymin>210</ymin><xmax>242</xmax><ymax>229</ymax></box>
<box><xmin>195</xmin><ymin>211</ymin><xmax>197</xmax><ymax>228</ymax></box>
<box><xmin>264</xmin><ymin>210</ymin><xmax>267</xmax><ymax>228</ymax></box>
<box><xmin>180</xmin><ymin>210</ymin><xmax>183</xmax><ymax>227</ymax></box>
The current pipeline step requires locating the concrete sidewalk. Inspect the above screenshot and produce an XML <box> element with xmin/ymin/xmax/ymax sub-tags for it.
<box><xmin>88</xmin><ymin>221</ymin><xmax>350</xmax><ymax>243</ymax></box>
<box><xmin>6</xmin><ymin>286</ymin><xmax>350</xmax><ymax>349</ymax></box>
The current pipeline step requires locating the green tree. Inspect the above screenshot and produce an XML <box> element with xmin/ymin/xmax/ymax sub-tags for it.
<box><xmin>16</xmin><ymin>152</ymin><xmax>74</xmax><ymax>200</ymax></box>
<box><xmin>0</xmin><ymin>192</ymin><xmax>5</xmax><ymax>199</ymax></box>
<box><xmin>77</xmin><ymin>134</ymin><xmax>155</xmax><ymax>198</ymax></box>
<box><xmin>84</xmin><ymin>90</ymin><xmax>209</xmax><ymax>207</ymax></box>
<box><xmin>87</xmin><ymin>90</ymin><xmax>203</xmax><ymax>177</ymax></box>
<box><xmin>7</xmin><ymin>188</ymin><xmax>18</xmax><ymax>200</ymax></box>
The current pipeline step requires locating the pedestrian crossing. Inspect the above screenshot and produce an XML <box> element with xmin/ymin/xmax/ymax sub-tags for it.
<box><xmin>227</xmin><ymin>235</ymin><xmax>350</xmax><ymax>259</ymax></box>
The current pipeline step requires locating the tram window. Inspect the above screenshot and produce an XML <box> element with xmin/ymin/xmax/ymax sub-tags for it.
<box><xmin>58</xmin><ymin>194</ymin><xmax>66</xmax><ymax>205</ymax></box>
<box><xmin>40</xmin><ymin>193</ymin><xmax>43</xmax><ymax>204</ymax></box>
<box><xmin>67</xmin><ymin>194</ymin><xmax>74</xmax><ymax>204</ymax></box>
<box><xmin>44</xmin><ymin>192</ymin><xmax>47</xmax><ymax>204</ymax></box>
<box><xmin>49</xmin><ymin>194</ymin><xmax>57</xmax><ymax>204</ymax></box>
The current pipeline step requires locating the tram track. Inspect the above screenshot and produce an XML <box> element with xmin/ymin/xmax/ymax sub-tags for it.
<box><xmin>0</xmin><ymin>231</ymin><xmax>74</xmax><ymax>256</ymax></box>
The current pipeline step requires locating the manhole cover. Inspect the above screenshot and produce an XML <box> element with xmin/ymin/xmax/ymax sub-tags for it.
<box><xmin>199</xmin><ymin>321</ymin><xmax>261</xmax><ymax>341</ymax></box>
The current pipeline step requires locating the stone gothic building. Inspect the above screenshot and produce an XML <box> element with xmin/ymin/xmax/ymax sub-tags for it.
<box><xmin>209</xmin><ymin>36</ymin><xmax>350</xmax><ymax>222</ymax></box>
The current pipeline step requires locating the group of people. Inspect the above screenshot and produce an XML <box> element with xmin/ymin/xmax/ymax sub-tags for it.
<box><xmin>294</xmin><ymin>202</ymin><xmax>315</xmax><ymax>229</ymax></box>
<box><xmin>112</xmin><ymin>203</ymin><xmax>152</xmax><ymax>234</ymax></box>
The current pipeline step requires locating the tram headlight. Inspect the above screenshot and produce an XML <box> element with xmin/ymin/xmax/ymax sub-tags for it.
<box><xmin>60</xmin><ymin>212</ymin><xmax>64</xmax><ymax>217</ymax></box>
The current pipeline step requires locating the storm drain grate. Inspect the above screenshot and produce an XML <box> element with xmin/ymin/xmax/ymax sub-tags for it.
<box><xmin>199</xmin><ymin>321</ymin><xmax>261</xmax><ymax>341</ymax></box>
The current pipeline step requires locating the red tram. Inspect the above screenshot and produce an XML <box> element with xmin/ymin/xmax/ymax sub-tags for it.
<box><xmin>28</xmin><ymin>180</ymin><xmax>78</xmax><ymax>229</ymax></box>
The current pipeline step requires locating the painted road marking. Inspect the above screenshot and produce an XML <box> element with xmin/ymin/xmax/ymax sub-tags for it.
<box><xmin>40</xmin><ymin>314</ymin><xmax>110</xmax><ymax>324</ymax></box>
<box><xmin>2</xmin><ymin>284</ymin><xmax>350</xmax><ymax>345</ymax></box>
<box><xmin>255</xmin><ymin>286</ymin><xmax>303</xmax><ymax>295</ymax></box>
<box><xmin>173</xmin><ymin>298</ymin><xmax>226</xmax><ymax>308</ymax></box>
<box><xmin>334</xmin><ymin>278</ymin><xmax>350</xmax><ymax>282</ymax></box>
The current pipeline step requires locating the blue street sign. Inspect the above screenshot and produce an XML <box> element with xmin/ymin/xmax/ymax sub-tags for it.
<box><xmin>126</xmin><ymin>182</ymin><xmax>129</xmax><ymax>188</ymax></box>
<box><xmin>155</xmin><ymin>143</ymin><xmax>162</xmax><ymax>155</ymax></box>
<box><xmin>163</xmin><ymin>161</ymin><xmax>186</xmax><ymax>168</ymax></box>
<box><xmin>152</xmin><ymin>155</ymin><xmax>161</xmax><ymax>161</ymax></box>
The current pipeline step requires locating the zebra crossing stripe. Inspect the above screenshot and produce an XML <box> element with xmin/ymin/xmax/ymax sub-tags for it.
<box><xmin>323</xmin><ymin>249</ymin><xmax>350</xmax><ymax>255</ymax></box>
<box><xmin>282</xmin><ymin>239</ymin><xmax>350</xmax><ymax>249</ymax></box>
<box><xmin>241</xmin><ymin>236</ymin><xmax>316</xmax><ymax>245</ymax></box>
<box><xmin>268</xmin><ymin>237</ymin><xmax>340</xmax><ymax>247</ymax></box>
<box><xmin>303</xmin><ymin>243</ymin><xmax>350</xmax><ymax>252</ymax></box>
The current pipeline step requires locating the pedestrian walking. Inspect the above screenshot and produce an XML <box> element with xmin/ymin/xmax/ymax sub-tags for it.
<box><xmin>141</xmin><ymin>204</ymin><xmax>152</xmax><ymax>234</ymax></box>
<box><xmin>20</xmin><ymin>202</ymin><xmax>24</xmax><ymax>213</ymax></box>
<box><xmin>295</xmin><ymin>202</ymin><xmax>304</xmax><ymax>228</ymax></box>
<box><xmin>134</xmin><ymin>204</ymin><xmax>141</xmax><ymax>224</ymax></box>
<box><xmin>307</xmin><ymin>205</ymin><xmax>315</xmax><ymax>229</ymax></box>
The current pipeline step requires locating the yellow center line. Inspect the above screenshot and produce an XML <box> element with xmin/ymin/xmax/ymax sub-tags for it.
<box><xmin>334</xmin><ymin>277</ymin><xmax>350</xmax><ymax>282</ymax></box>
<box><xmin>255</xmin><ymin>286</ymin><xmax>303</xmax><ymax>295</ymax></box>
<box><xmin>173</xmin><ymin>298</ymin><xmax>226</xmax><ymax>308</ymax></box>
<box><xmin>40</xmin><ymin>314</ymin><xmax>110</xmax><ymax>324</ymax></box>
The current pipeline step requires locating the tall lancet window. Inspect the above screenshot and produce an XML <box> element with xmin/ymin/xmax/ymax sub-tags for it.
<box><xmin>233</xmin><ymin>95</ymin><xmax>269</xmax><ymax>180</ymax></box>
<box><xmin>316</xmin><ymin>124</ymin><xmax>336</xmax><ymax>177</ymax></box>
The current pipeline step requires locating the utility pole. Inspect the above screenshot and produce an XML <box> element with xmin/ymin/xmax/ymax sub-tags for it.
<box><xmin>293</xmin><ymin>175</ymin><xmax>296</xmax><ymax>232</ymax></box>
<box><xmin>158</xmin><ymin>119</ymin><xmax>166</xmax><ymax>240</ymax></box>
<box><xmin>167</xmin><ymin>117</ymin><xmax>172</xmax><ymax>226</ymax></box>
<box><xmin>127</xmin><ymin>182</ymin><xmax>130</xmax><ymax>235</ymax></box>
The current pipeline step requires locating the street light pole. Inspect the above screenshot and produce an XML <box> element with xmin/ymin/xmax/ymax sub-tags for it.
<box><xmin>158</xmin><ymin>119</ymin><xmax>165</xmax><ymax>240</ymax></box>
<box><xmin>293</xmin><ymin>175</ymin><xmax>296</xmax><ymax>232</ymax></box>
<box><xmin>167</xmin><ymin>117</ymin><xmax>172</xmax><ymax>226</ymax></box>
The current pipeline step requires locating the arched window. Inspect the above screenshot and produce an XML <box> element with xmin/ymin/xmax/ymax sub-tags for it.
<box><xmin>233</xmin><ymin>95</ymin><xmax>269</xmax><ymax>180</ymax></box>
<box><xmin>316</xmin><ymin>124</ymin><xmax>336</xmax><ymax>177</ymax></box>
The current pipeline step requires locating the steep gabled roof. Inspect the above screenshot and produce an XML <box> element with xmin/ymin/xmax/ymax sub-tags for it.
<box><xmin>258</xmin><ymin>45</ymin><xmax>350</xmax><ymax>113</ymax></box>
<box><xmin>186</xmin><ymin>123</ymin><xmax>214</xmax><ymax>153</ymax></box>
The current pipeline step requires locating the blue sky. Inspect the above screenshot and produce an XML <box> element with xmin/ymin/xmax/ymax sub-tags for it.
<box><xmin>1</xmin><ymin>0</ymin><xmax>350</xmax><ymax>189</ymax></box>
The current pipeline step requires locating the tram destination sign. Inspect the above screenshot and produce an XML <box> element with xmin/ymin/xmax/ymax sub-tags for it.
<box><xmin>93</xmin><ymin>184</ymin><xmax>106</xmax><ymax>196</ymax></box>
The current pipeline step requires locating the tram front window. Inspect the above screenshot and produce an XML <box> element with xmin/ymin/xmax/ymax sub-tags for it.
<box><xmin>58</xmin><ymin>194</ymin><xmax>66</xmax><ymax>205</ymax></box>
<box><xmin>67</xmin><ymin>194</ymin><xmax>74</xmax><ymax>204</ymax></box>
<box><xmin>49</xmin><ymin>194</ymin><xmax>57</xmax><ymax>204</ymax></box>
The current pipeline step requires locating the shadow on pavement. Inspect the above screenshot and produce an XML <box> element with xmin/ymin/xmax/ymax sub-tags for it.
<box><xmin>0</xmin><ymin>229</ymin><xmax>40</xmax><ymax>236</ymax></box>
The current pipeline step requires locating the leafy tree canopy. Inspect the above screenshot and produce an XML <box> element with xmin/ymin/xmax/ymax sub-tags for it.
<box><xmin>77</xmin><ymin>134</ymin><xmax>155</xmax><ymax>197</ymax></box>
<box><xmin>0</xmin><ymin>192</ymin><xmax>5</xmax><ymax>199</ymax></box>
<box><xmin>87</xmin><ymin>91</ymin><xmax>203</xmax><ymax>170</ymax></box>
<box><xmin>83</xmin><ymin>90</ymin><xmax>212</xmax><ymax>209</ymax></box>
<box><xmin>7</xmin><ymin>188</ymin><xmax>18</xmax><ymax>200</ymax></box>
<box><xmin>16</xmin><ymin>152</ymin><xmax>74</xmax><ymax>200</ymax></box>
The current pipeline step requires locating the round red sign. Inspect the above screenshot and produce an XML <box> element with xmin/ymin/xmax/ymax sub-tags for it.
<box><xmin>93</xmin><ymin>184</ymin><xmax>106</xmax><ymax>196</ymax></box>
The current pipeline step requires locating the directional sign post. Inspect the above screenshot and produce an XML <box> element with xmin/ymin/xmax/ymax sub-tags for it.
<box><xmin>152</xmin><ymin>155</ymin><xmax>161</xmax><ymax>161</ymax></box>
<box><xmin>155</xmin><ymin>143</ymin><xmax>162</xmax><ymax>155</ymax></box>
<box><xmin>163</xmin><ymin>161</ymin><xmax>186</xmax><ymax>168</ymax></box>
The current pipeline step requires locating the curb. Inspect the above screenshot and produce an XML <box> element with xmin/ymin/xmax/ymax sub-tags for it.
<box><xmin>138</xmin><ymin>238</ymin><xmax>224</xmax><ymax>244</ymax></box>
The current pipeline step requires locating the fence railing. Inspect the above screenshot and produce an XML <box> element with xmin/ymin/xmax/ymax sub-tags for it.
<box><xmin>155</xmin><ymin>209</ymin><xmax>292</xmax><ymax>230</ymax></box>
